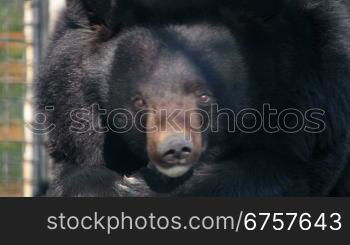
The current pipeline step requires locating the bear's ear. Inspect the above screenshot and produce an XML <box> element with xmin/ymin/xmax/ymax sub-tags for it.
<box><xmin>66</xmin><ymin>0</ymin><xmax>119</xmax><ymax>31</ymax></box>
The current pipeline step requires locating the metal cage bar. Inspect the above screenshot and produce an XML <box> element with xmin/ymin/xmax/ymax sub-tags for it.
<box><xmin>0</xmin><ymin>0</ymin><xmax>64</xmax><ymax>197</ymax></box>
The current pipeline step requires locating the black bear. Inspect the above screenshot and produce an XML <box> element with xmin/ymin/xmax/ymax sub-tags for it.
<box><xmin>35</xmin><ymin>0</ymin><xmax>350</xmax><ymax>197</ymax></box>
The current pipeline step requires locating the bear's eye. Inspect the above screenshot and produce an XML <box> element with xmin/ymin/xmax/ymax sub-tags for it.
<box><xmin>199</xmin><ymin>94</ymin><xmax>211</xmax><ymax>103</ymax></box>
<box><xmin>134</xmin><ymin>98</ymin><xmax>147</xmax><ymax>108</ymax></box>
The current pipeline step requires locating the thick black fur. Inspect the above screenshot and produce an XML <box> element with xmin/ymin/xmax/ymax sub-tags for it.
<box><xmin>36</xmin><ymin>0</ymin><xmax>350</xmax><ymax>197</ymax></box>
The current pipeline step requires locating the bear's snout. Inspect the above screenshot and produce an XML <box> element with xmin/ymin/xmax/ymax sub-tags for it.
<box><xmin>157</xmin><ymin>135</ymin><xmax>193</xmax><ymax>166</ymax></box>
<box><xmin>145</xmin><ymin>96</ymin><xmax>204</xmax><ymax>178</ymax></box>
<box><xmin>150</xmin><ymin>134</ymin><xmax>195</xmax><ymax>178</ymax></box>
<box><xmin>147</xmin><ymin>131</ymin><xmax>202</xmax><ymax>178</ymax></box>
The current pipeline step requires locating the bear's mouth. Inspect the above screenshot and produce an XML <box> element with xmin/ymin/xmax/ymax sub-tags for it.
<box><xmin>154</xmin><ymin>164</ymin><xmax>193</xmax><ymax>178</ymax></box>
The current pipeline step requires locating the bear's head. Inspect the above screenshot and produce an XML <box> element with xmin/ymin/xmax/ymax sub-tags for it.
<box><xmin>105</xmin><ymin>24</ymin><xmax>248</xmax><ymax>178</ymax></box>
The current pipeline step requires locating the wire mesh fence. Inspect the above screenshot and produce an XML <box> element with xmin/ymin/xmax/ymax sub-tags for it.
<box><xmin>0</xmin><ymin>0</ymin><xmax>56</xmax><ymax>197</ymax></box>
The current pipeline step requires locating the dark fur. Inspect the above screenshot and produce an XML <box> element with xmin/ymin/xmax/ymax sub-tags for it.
<box><xmin>36</xmin><ymin>0</ymin><xmax>350</xmax><ymax>197</ymax></box>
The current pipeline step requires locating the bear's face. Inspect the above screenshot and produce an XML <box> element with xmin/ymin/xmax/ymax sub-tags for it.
<box><xmin>107</xmin><ymin>23</ymin><xmax>247</xmax><ymax>177</ymax></box>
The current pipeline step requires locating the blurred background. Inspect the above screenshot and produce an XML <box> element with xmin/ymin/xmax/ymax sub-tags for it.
<box><xmin>0</xmin><ymin>0</ymin><xmax>65</xmax><ymax>197</ymax></box>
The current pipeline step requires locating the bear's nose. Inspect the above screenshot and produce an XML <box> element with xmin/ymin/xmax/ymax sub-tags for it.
<box><xmin>158</xmin><ymin>136</ymin><xmax>193</xmax><ymax>166</ymax></box>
